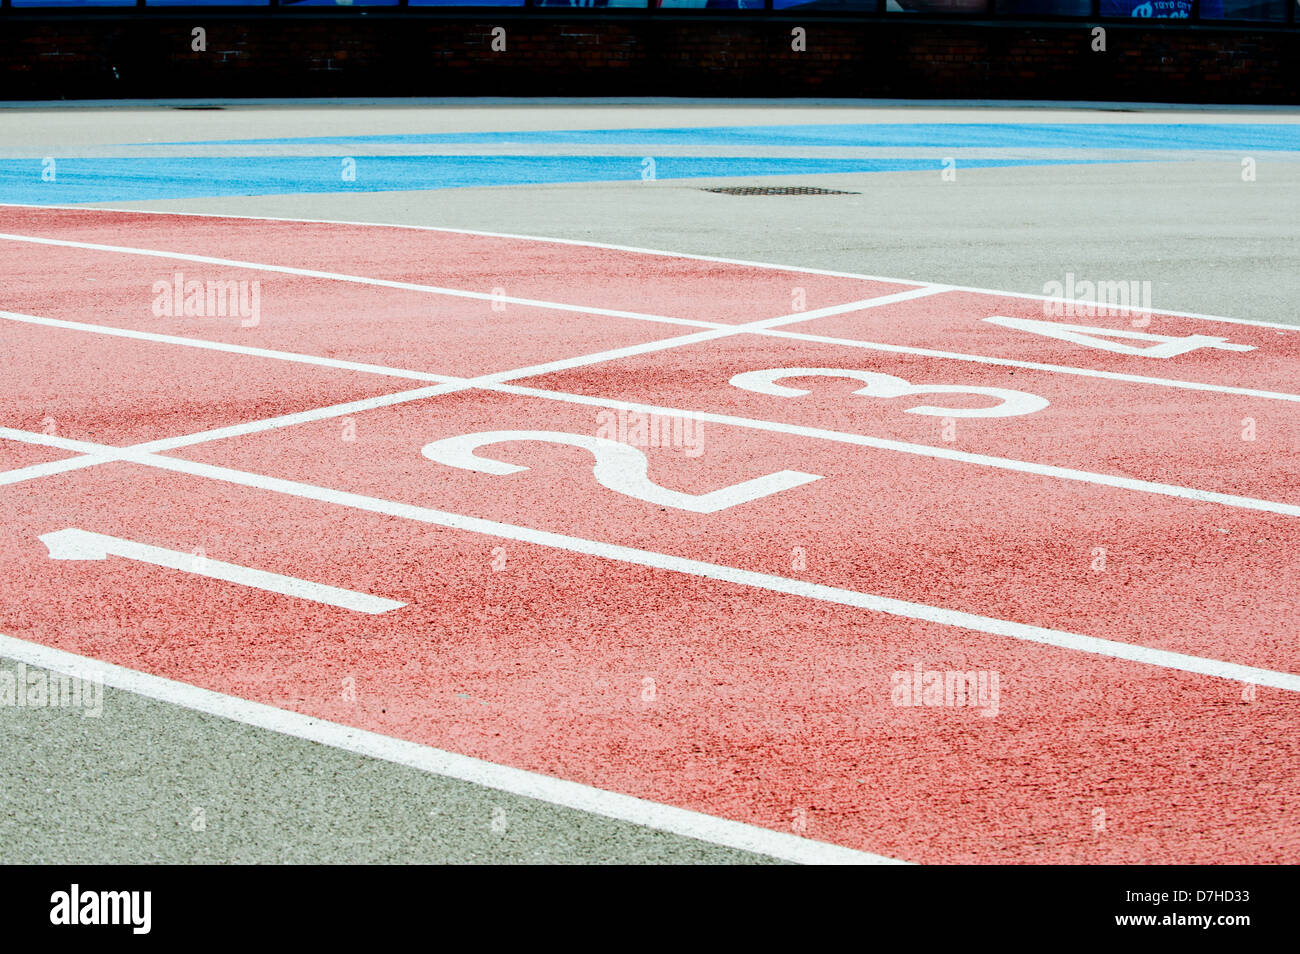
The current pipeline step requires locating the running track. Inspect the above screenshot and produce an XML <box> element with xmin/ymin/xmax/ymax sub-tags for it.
<box><xmin>2</xmin><ymin>204</ymin><xmax>1297</xmax><ymax>864</ymax></box>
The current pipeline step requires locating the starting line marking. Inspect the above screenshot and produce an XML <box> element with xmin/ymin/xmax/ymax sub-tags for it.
<box><xmin>39</xmin><ymin>527</ymin><xmax>406</xmax><ymax>615</ymax></box>
<box><xmin>5</xmin><ymin>426</ymin><xmax>1300</xmax><ymax>694</ymax></box>
<box><xmin>0</xmin><ymin>632</ymin><xmax>899</xmax><ymax>865</ymax></box>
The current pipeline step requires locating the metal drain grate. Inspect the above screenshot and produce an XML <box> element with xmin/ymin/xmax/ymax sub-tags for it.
<box><xmin>699</xmin><ymin>186</ymin><xmax>861</xmax><ymax>196</ymax></box>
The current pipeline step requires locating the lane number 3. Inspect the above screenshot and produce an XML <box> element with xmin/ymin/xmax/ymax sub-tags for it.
<box><xmin>729</xmin><ymin>367</ymin><xmax>1049</xmax><ymax>418</ymax></box>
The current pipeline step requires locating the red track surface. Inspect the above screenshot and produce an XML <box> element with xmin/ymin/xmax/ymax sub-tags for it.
<box><xmin>2</xmin><ymin>206</ymin><xmax>1298</xmax><ymax>863</ymax></box>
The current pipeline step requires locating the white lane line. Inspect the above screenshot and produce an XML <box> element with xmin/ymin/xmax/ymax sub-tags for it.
<box><xmin>0</xmin><ymin>633</ymin><xmax>896</xmax><ymax>865</ymax></box>
<box><xmin>3</xmin><ymin>345</ymin><xmax>1298</xmax><ymax>520</ymax></box>
<box><xmin>467</xmin><ymin>328</ymin><xmax>737</xmax><ymax>383</ymax></box>
<box><xmin>0</xmin><ymin>232</ymin><xmax>708</xmax><ymax>331</ymax></box>
<box><xmin>140</xmin><ymin>384</ymin><xmax>464</xmax><ymax>453</ymax></box>
<box><xmin>484</xmin><ymin>382</ymin><xmax>1300</xmax><ymax>517</ymax></box>
<box><xmin>440</xmin><ymin>291</ymin><xmax>941</xmax><ymax>387</ymax></box>
<box><xmin>0</xmin><ymin>383</ymin><xmax>463</xmax><ymax>488</ymax></box>
<box><xmin>0</xmin><ymin>291</ymin><xmax>933</xmax><ymax>400</ymax></box>
<box><xmin>0</xmin><ymin>455</ymin><xmax>99</xmax><ymax>487</ymax></box>
<box><xmin>0</xmin><ymin>306</ymin><xmax>735</xmax><ymax>482</ymax></box>
<box><xmin>0</xmin><ymin>310</ymin><xmax>458</xmax><ymax>383</ymax></box>
<box><xmin>3</xmin><ymin>426</ymin><xmax>1298</xmax><ymax>693</ymax></box>
<box><xmin>0</xmin><ymin>230</ymin><xmax>927</xmax><ymax>332</ymax></box>
<box><xmin>6</xmin><ymin>202</ymin><xmax>1293</xmax><ymax>332</ymax></box>
<box><xmin>500</xmin><ymin>377</ymin><xmax>1300</xmax><ymax>515</ymax></box>
<box><xmin>40</xmin><ymin>527</ymin><xmax>405</xmax><ymax>615</ymax></box>
<box><xmin>743</xmin><ymin>285</ymin><xmax>949</xmax><ymax>329</ymax></box>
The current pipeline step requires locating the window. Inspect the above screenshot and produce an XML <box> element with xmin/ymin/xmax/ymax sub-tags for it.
<box><xmin>142</xmin><ymin>0</ymin><xmax>271</xmax><ymax>6</ymax></box>
<box><xmin>660</xmin><ymin>0</ymin><xmax>762</xmax><ymax>7</ymax></box>
<box><xmin>1200</xmin><ymin>0</ymin><xmax>1289</xmax><ymax>18</ymax></box>
<box><xmin>11</xmin><ymin>0</ymin><xmax>136</xmax><ymax>5</ymax></box>
<box><xmin>887</xmin><ymin>0</ymin><xmax>988</xmax><ymax>10</ymax></box>
<box><xmin>285</xmin><ymin>0</ymin><xmax>401</xmax><ymax>7</ymax></box>
<box><xmin>772</xmin><ymin>0</ymin><xmax>878</xmax><ymax>10</ymax></box>
<box><xmin>1099</xmin><ymin>0</ymin><xmax>1192</xmax><ymax>15</ymax></box>
<box><xmin>410</xmin><ymin>0</ymin><xmax>528</xmax><ymax>6</ymax></box>
<box><xmin>996</xmin><ymin>0</ymin><xmax>1091</xmax><ymax>13</ymax></box>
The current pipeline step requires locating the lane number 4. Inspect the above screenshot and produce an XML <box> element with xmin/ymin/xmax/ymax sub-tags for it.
<box><xmin>982</xmin><ymin>316</ymin><xmax>1254</xmax><ymax>358</ymax></box>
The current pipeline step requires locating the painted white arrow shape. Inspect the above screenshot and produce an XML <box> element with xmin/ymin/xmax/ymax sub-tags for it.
<box><xmin>39</xmin><ymin>528</ymin><xmax>405</xmax><ymax>616</ymax></box>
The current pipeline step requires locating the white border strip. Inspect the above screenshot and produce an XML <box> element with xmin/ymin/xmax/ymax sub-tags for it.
<box><xmin>0</xmin><ymin>632</ymin><xmax>900</xmax><ymax>865</ymax></box>
<box><xmin>1</xmin><ymin>202</ymin><xmax>1295</xmax><ymax>332</ymax></box>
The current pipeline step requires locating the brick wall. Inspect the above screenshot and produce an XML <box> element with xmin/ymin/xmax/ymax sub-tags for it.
<box><xmin>1</xmin><ymin>16</ymin><xmax>1296</xmax><ymax>103</ymax></box>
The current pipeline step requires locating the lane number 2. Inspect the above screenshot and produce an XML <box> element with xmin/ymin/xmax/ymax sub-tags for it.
<box><xmin>421</xmin><ymin>430</ymin><xmax>821</xmax><ymax>514</ymax></box>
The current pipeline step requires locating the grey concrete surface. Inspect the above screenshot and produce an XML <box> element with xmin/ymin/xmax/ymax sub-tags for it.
<box><xmin>0</xmin><ymin>661</ymin><xmax>777</xmax><ymax>864</ymax></box>
<box><xmin>110</xmin><ymin>159</ymin><xmax>1296</xmax><ymax>325</ymax></box>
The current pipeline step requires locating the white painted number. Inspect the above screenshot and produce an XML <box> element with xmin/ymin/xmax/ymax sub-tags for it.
<box><xmin>982</xmin><ymin>316</ymin><xmax>1254</xmax><ymax>358</ymax></box>
<box><xmin>729</xmin><ymin>367</ymin><xmax>1048</xmax><ymax>418</ymax></box>
<box><xmin>40</xmin><ymin>528</ymin><xmax>405</xmax><ymax>615</ymax></box>
<box><xmin>421</xmin><ymin>430</ymin><xmax>821</xmax><ymax>514</ymax></box>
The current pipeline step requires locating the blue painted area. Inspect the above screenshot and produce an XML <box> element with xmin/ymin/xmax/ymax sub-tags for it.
<box><xmin>160</xmin><ymin>123</ymin><xmax>1300</xmax><ymax>151</ymax></box>
<box><xmin>15</xmin><ymin>120</ymin><xmax>1287</xmax><ymax>205</ymax></box>
<box><xmin>0</xmin><ymin>155</ymin><xmax>1132</xmax><ymax>205</ymax></box>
